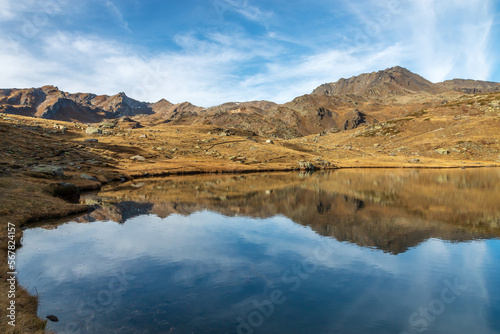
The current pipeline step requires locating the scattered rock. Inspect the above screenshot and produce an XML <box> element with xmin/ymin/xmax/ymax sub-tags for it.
<box><xmin>130</xmin><ymin>155</ymin><xmax>146</xmax><ymax>161</ymax></box>
<box><xmin>139</xmin><ymin>134</ymin><xmax>147</xmax><ymax>138</ymax></box>
<box><xmin>266</xmin><ymin>140</ymin><xmax>274</xmax><ymax>144</ymax></box>
<box><xmin>84</xmin><ymin>139</ymin><xmax>98</xmax><ymax>143</ymax></box>
<box><xmin>53</xmin><ymin>125</ymin><xmax>67</xmax><ymax>133</ymax></box>
<box><xmin>409</xmin><ymin>158</ymin><xmax>420</xmax><ymax>163</ymax></box>
<box><xmin>31</xmin><ymin>165</ymin><xmax>64</xmax><ymax>177</ymax></box>
<box><xmin>80</xmin><ymin>173</ymin><xmax>98</xmax><ymax>181</ymax></box>
<box><xmin>435</xmin><ymin>148</ymin><xmax>450</xmax><ymax>155</ymax></box>
<box><xmin>85</xmin><ymin>127</ymin><xmax>102</xmax><ymax>135</ymax></box>
<box><xmin>297</xmin><ymin>161</ymin><xmax>316</xmax><ymax>170</ymax></box>
<box><xmin>100</xmin><ymin>122</ymin><xmax>115</xmax><ymax>129</ymax></box>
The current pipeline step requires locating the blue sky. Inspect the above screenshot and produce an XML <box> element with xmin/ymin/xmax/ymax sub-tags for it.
<box><xmin>0</xmin><ymin>0</ymin><xmax>498</xmax><ymax>106</ymax></box>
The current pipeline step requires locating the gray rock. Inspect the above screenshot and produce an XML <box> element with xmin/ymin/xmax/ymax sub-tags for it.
<box><xmin>80</xmin><ymin>173</ymin><xmax>98</xmax><ymax>181</ymax></box>
<box><xmin>86</xmin><ymin>127</ymin><xmax>102</xmax><ymax>135</ymax></box>
<box><xmin>84</xmin><ymin>139</ymin><xmax>99</xmax><ymax>143</ymax></box>
<box><xmin>31</xmin><ymin>165</ymin><xmax>64</xmax><ymax>176</ymax></box>
<box><xmin>130</xmin><ymin>155</ymin><xmax>146</xmax><ymax>161</ymax></box>
<box><xmin>297</xmin><ymin>161</ymin><xmax>316</xmax><ymax>170</ymax></box>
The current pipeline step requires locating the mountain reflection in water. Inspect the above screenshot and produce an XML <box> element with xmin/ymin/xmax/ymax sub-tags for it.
<box><xmin>76</xmin><ymin>168</ymin><xmax>500</xmax><ymax>254</ymax></box>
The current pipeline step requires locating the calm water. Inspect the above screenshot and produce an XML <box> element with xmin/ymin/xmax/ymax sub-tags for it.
<box><xmin>17</xmin><ymin>169</ymin><xmax>500</xmax><ymax>334</ymax></box>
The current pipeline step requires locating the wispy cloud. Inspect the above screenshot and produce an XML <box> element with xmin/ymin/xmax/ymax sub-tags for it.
<box><xmin>105</xmin><ymin>0</ymin><xmax>131</xmax><ymax>32</ymax></box>
<box><xmin>214</xmin><ymin>0</ymin><xmax>273</xmax><ymax>25</ymax></box>
<box><xmin>383</xmin><ymin>0</ymin><xmax>493</xmax><ymax>82</ymax></box>
<box><xmin>0</xmin><ymin>0</ymin><xmax>14</xmax><ymax>20</ymax></box>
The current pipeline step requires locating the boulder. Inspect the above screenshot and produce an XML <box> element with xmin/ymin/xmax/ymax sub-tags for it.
<box><xmin>31</xmin><ymin>165</ymin><xmax>64</xmax><ymax>177</ymax></box>
<box><xmin>297</xmin><ymin>161</ymin><xmax>316</xmax><ymax>170</ymax></box>
<box><xmin>435</xmin><ymin>148</ymin><xmax>450</xmax><ymax>155</ymax></box>
<box><xmin>80</xmin><ymin>173</ymin><xmax>98</xmax><ymax>181</ymax></box>
<box><xmin>86</xmin><ymin>127</ymin><xmax>102</xmax><ymax>135</ymax></box>
<box><xmin>46</xmin><ymin>315</ymin><xmax>59</xmax><ymax>322</ymax></box>
<box><xmin>130</xmin><ymin>155</ymin><xmax>146</xmax><ymax>161</ymax></box>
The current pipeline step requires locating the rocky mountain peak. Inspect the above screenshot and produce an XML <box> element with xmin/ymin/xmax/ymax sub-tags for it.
<box><xmin>312</xmin><ymin>66</ymin><xmax>438</xmax><ymax>97</ymax></box>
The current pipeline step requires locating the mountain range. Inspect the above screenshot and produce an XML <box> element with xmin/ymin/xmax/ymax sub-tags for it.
<box><xmin>2</xmin><ymin>66</ymin><xmax>500</xmax><ymax>138</ymax></box>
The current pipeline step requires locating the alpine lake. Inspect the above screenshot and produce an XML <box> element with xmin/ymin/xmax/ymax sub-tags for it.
<box><xmin>17</xmin><ymin>168</ymin><xmax>500</xmax><ymax>334</ymax></box>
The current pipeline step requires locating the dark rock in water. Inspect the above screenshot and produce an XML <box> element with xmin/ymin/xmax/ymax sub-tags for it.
<box><xmin>46</xmin><ymin>315</ymin><xmax>59</xmax><ymax>322</ymax></box>
<box><xmin>45</xmin><ymin>182</ymin><xmax>80</xmax><ymax>203</ymax></box>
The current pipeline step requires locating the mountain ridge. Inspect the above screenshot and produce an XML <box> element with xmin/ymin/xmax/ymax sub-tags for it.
<box><xmin>2</xmin><ymin>66</ymin><xmax>499</xmax><ymax>138</ymax></box>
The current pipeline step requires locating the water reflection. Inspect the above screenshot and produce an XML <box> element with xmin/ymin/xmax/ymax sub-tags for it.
<box><xmin>79</xmin><ymin>168</ymin><xmax>500</xmax><ymax>254</ymax></box>
<box><xmin>16</xmin><ymin>169</ymin><xmax>500</xmax><ymax>333</ymax></box>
